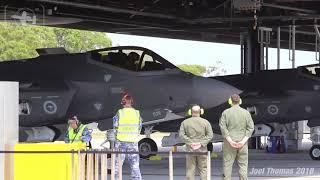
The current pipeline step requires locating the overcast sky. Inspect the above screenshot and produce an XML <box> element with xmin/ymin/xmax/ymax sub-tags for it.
<box><xmin>108</xmin><ymin>33</ymin><xmax>319</xmax><ymax>75</ymax></box>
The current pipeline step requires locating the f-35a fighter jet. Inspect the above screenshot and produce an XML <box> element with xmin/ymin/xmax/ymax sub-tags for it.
<box><xmin>0</xmin><ymin>46</ymin><xmax>239</xmax><ymax>144</ymax></box>
<box><xmin>155</xmin><ymin>63</ymin><xmax>320</xmax><ymax>160</ymax></box>
<box><xmin>2</xmin><ymin>46</ymin><xmax>320</xmax><ymax>160</ymax></box>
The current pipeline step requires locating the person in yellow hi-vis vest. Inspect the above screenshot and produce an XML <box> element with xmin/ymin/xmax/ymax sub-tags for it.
<box><xmin>113</xmin><ymin>93</ymin><xmax>142</xmax><ymax>180</ymax></box>
<box><xmin>64</xmin><ymin>116</ymin><xmax>92</xmax><ymax>144</ymax></box>
<box><xmin>219</xmin><ymin>94</ymin><xmax>254</xmax><ymax>180</ymax></box>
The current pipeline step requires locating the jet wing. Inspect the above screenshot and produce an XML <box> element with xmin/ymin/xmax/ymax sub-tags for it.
<box><xmin>97</xmin><ymin>107</ymin><xmax>185</xmax><ymax>131</ymax></box>
<box><xmin>142</xmin><ymin>110</ymin><xmax>185</xmax><ymax>126</ymax></box>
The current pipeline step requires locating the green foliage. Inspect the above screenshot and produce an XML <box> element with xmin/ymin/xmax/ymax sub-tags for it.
<box><xmin>0</xmin><ymin>23</ymin><xmax>56</xmax><ymax>61</ymax></box>
<box><xmin>0</xmin><ymin>22</ymin><xmax>112</xmax><ymax>61</ymax></box>
<box><xmin>53</xmin><ymin>28</ymin><xmax>112</xmax><ymax>53</ymax></box>
<box><xmin>177</xmin><ymin>64</ymin><xmax>206</xmax><ymax>76</ymax></box>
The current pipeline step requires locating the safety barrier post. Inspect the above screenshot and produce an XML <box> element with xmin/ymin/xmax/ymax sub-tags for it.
<box><xmin>101</xmin><ymin>151</ymin><xmax>107</xmax><ymax>180</ymax></box>
<box><xmin>78</xmin><ymin>150</ymin><xmax>82</xmax><ymax>180</ymax></box>
<box><xmin>169</xmin><ymin>150</ymin><xmax>173</xmax><ymax>180</ymax></box>
<box><xmin>86</xmin><ymin>152</ymin><xmax>90</xmax><ymax>180</ymax></box>
<box><xmin>207</xmin><ymin>151</ymin><xmax>211</xmax><ymax>180</ymax></box>
<box><xmin>81</xmin><ymin>152</ymin><xmax>86</xmax><ymax>180</ymax></box>
<box><xmin>89</xmin><ymin>152</ymin><xmax>94</xmax><ymax>180</ymax></box>
<box><xmin>106</xmin><ymin>153</ymin><xmax>108</xmax><ymax>180</ymax></box>
<box><xmin>71</xmin><ymin>150</ymin><xmax>75</xmax><ymax>180</ymax></box>
<box><xmin>95</xmin><ymin>152</ymin><xmax>99</xmax><ymax>180</ymax></box>
<box><xmin>118</xmin><ymin>153</ymin><xmax>123</xmax><ymax>180</ymax></box>
<box><xmin>111</xmin><ymin>152</ymin><xmax>115</xmax><ymax>180</ymax></box>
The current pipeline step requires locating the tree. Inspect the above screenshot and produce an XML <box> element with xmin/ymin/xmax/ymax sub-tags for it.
<box><xmin>203</xmin><ymin>61</ymin><xmax>227</xmax><ymax>77</ymax></box>
<box><xmin>53</xmin><ymin>28</ymin><xmax>112</xmax><ymax>53</ymax></box>
<box><xmin>0</xmin><ymin>22</ymin><xmax>112</xmax><ymax>61</ymax></box>
<box><xmin>177</xmin><ymin>64</ymin><xmax>206</xmax><ymax>76</ymax></box>
<box><xmin>177</xmin><ymin>61</ymin><xmax>227</xmax><ymax>77</ymax></box>
<box><xmin>0</xmin><ymin>23</ymin><xmax>57</xmax><ymax>61</ymax></box>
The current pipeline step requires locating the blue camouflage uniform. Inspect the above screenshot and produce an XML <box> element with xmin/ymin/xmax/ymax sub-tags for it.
<box><xmin>64</xmin><ymin>126</ymin><xmax>92</xmax><ymax>143</ymax></box>
<box><xmin>113</xmin><ymin>112</ymin><xmax>142</xmax><ymax>180</ymax></box>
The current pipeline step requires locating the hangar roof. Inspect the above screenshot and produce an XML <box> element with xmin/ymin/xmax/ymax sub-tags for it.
<box><xmin>2</xmin><ymin>0</ymin><xmax>320</xmax><ymax>51</ymax></box>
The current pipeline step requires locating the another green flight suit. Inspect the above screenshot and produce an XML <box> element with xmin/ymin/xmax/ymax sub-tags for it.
<box><xmin>219</xmin><ymin>105</ymin><xmax>254</xmax><ymax>180</ymax></box>
<box><xmin>179</xmin><ymin>117</ymin><xmax>214</xmax><ymax>180</ymax></box>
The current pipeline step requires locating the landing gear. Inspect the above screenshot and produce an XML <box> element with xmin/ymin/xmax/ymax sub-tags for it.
<box><xmin>138</xmin><ymin>138</ymin><xmax>158</xmax><ymax>159</ymax></box>
<box><xmin>309</xmin><ymin>145</ymin><xmax>320</xmax><ymax>160</ymax></box>
<box><xmin>138</xmin><ymin>126</ymin><xmax>158</xmax><ymax>159</ymax></box>
<box><xmin>310</xmin><ymin>126</ymin><xmax>320</xmax><ymax>160</ymax></box>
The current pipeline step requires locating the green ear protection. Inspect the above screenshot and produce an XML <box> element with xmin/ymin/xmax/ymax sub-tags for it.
<box><xmin>228</xmin><ymin>97</ymin><xmax>242</xmax><ymax>106</ymax></box>
<box><xmin>187</xmin><ymin>105</ymin><xmax>204</xmax><ymax>116</ymax></box>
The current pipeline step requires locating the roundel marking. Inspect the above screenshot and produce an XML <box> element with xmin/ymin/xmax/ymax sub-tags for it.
<box><xmin>43</xmin><ymin>101</ymin><xmax>57</xmax><ymax>114</ymax></box>
<box><xmin>267</xmin><ymin>105</ymin><xmax>279</xmax><ymax>115</ymax></box>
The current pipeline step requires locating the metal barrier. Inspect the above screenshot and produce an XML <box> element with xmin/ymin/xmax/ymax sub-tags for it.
<box><xmin>0</xmin><ymin>149</ymin><xmax>212</xmax><ymax>180</ymax></box>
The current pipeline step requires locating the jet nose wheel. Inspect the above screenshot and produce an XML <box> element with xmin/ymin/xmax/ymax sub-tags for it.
<box><xmin>138</xmin><ymin>138</ymin><xmax>158</xmax><ymax>159</ymax></box>
<box><xmin>309</xmin><ymin>145</ymin><xmax>320</xmax><ymax>160</ymax></box>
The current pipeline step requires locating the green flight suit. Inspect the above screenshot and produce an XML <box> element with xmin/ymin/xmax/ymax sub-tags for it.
<box><xmin>179</xmin><ymin>117</ymin><xmax>214</xmax><ymax>180</ymax></box>
<box><xmin>219</xmin><ymin>105</ymin><xmax>254</xmax><ymax>180</ymax></box>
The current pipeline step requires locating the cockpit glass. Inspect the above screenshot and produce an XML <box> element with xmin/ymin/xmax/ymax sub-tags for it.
<box><xmin>302</xmin><ymin>65</ymin><xmax>320</xmax><ymax>77</ymax></box>
<box><xmin>91</xmin><ymin>48</ymin><xmax>176</xmax><ymax>71</ymax></box>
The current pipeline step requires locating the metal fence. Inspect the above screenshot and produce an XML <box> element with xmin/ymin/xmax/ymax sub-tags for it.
<box><xmin>0</xmin><ymin>149</ymin><xmax>212</xmax><ymax>180</ymax></box>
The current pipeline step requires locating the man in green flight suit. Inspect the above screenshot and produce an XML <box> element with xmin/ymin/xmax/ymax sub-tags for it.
<box><xmin>179</xmin><ymin>105</ymin><xmax>213</xmax><ymax>180</ymax></box>
<box><xmin>219</xmin><ymin>94</ymin><xmax>254</xmax><ymax>180</ymax></box>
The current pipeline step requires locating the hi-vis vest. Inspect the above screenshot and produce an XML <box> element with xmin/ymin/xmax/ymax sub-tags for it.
<box><xmin>116</xmin><ymin>108</ymin><xmax>141</xmax><ymax>142</ymax></box>
<box><xmin>68</xmin><ymin>124</ymin><xmax>86</xmax><ymax>143</ymax></box>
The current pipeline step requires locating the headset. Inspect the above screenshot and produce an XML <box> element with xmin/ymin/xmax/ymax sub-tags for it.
<box><xmin>187</xmin><ymin>105</ymin><xmax>204</xmax><ymax>116</ymax></box>
<box><xmin>228</xmin><ymin>96</ymin><xmax>242</xmax><ymax>106</ymax></box>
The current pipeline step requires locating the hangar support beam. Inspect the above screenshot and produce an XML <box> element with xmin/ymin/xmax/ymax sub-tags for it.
<box><xmin>241</xmin><ymin>28</ymin><xmax>261</xmax><ymax>74</ymax></box>
<box><xmin>241</xmin><ymin>26</ymin><xmax>271</xmax><ymax>74</ymax></box>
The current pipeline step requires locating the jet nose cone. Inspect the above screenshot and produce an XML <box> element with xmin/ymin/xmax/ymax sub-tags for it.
<box><xmin>193</xmin><ymin>77</ymin><xmax>242</xmax><ymax>108</ymax></box>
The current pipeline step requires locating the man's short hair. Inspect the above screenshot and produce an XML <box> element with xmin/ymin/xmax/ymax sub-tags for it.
<box><xmin>231</xmin><ymin>94</ymin><xmax>241</xmax><ymax>104</ymax></box>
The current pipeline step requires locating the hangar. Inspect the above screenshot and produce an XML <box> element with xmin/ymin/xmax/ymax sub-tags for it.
<box><xmin>1</xmin><ymin>0</ymin><xmax>320</xmax><ymax>179</ymax></box>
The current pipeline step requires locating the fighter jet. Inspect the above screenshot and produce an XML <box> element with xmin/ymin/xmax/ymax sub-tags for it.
<box><xmin>0</xmin><ymin>46</ymin><xmax>240</xmax><ymax>144</ymax></box>
<box><xmin>216</xmin><ymin>65</ymin><xmax>320</xmax><ymax>160</ymax></box>
<box><xmin>155</xmin><ymin>64</ymin><xmax>320</xmax><ymax>160</ymax></box>
<box><xmin>3</xmin><ymin>46</ymin><xmax>319</xmax><ymax>160</ymax></box>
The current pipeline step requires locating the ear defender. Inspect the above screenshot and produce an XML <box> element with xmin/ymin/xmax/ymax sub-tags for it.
<box><xmin>200</xmin><ymin>108</ymin><xmax>204</xmax><ymax>115</ymax></box>
<box><xmin>187</xmin><ymin>106</ymin><xmax>204</xmax><ymax>116</ymax></box>
<box><xmin>228</xmin><ymin>97</ymin><xmax>242</xmax><ymax>106</ymax></box>
<box><xmin>187</xmin><ymin>109</ymin><xmax>192</xmax><ymax>116</ymax></box>
<box><xmin>228</xmin><ymin>98</ymin><xmax>232</xmax><ymax>106</ymax></box>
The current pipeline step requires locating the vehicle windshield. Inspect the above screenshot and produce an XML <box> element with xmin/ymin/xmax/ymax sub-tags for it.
<box><xmin>90</xmin><ymin>46</ymin><xmax>177</xmax><ymax>71</ymax></box>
